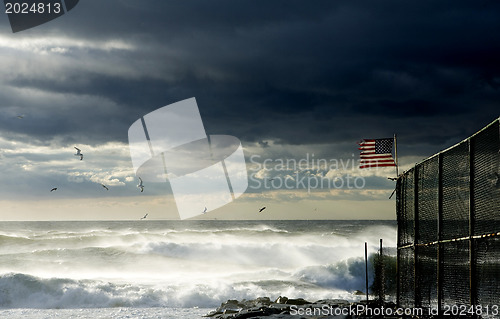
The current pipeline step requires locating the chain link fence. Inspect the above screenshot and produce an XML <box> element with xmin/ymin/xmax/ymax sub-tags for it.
<box><xmin>396</xmin><ymin>117</ymin><xmax>500</xmax><ymax>317</ymax></box>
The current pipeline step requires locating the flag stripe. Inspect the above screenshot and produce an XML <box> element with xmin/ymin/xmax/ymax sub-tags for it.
<box><xmin>360</xmin><ymin>154</ymin><xmax>393</xmax><ymax>159</ymax></box>
<box><xmin>358</xmin><ymin>137</ymin><xmax>396</xmax><ymax>169</ymax></box>
<box><xmin>360</xmin><ymin>159</ymin><xmax>395</xmax><ymax>162</ymax></box>
<box><xmin>360</xmin><ymin>163</ymin><xmax>397</xmax><ymax>169</ymax></box>
<box><xmin>361</xmin><ymin>162</ymin><xmax>395</xmax><ymax>165</ymax></box>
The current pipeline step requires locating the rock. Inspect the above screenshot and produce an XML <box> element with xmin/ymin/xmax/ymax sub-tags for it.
<box><xmin>203</xmin><ymin>310</ymin><xmax>221</xmax><ymax>317</ymax></box>
<box><xmin>206</xmin><ymin>297</ymin><xmax>406</xmax><ymax>319</ymax></box>
<box><xmin>233</xmin><ymin>307</ymin><xmax>281</xmax><ymax>318</ymax></box>
<box><xmin>232</xmin><ymin>309</ymin><xmax>267</xmax><ymax>319</ymax></box>
<box><xmin>223</xmin><ymin>309</ymin><xmax>239</xmax><ymax>315</ymax></box>
<box><xmin>315</xmin><ymin>299</ymin><xmax>351</xmax><ymax>307</ymax></box>
<box><xmin>256</xmin><ymin>296</ymin><xmax>271</xmax><ymax>305</ymax></box>
<box><xmin>284</xmin><ymin>298</ymin><xmax>310</xmax><ymax>305</ymax></box>
<box><xmin>269</xmin><ymin>303</ymin><xmax>290</xmax><ymax>311</ymax></box>
<box><xmin>274</xmin><ymin>296</ymin><xmax>288</xmax><ymax>304</ymax></box>
<box><xmin>213</xmin><ymin>299</ymin><xmax>245</xmax><ymax>314</ymax></box>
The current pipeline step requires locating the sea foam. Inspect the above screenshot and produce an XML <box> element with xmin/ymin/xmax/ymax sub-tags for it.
<box><xmin>0</xmin><ymin>220</ymin><xmax>396</xmax><ymax>309</ymax></box>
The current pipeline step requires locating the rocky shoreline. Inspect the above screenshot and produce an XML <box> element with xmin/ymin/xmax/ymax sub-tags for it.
<box><xmin>204</xmin><ymin>296</ymin><xmax>416</xmax><ymax>319</ymax></box>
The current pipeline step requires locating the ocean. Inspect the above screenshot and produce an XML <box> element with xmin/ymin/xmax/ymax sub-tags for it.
<box><xmin>0</xmin><ymin>220</ymin><xmax>396</xmax><ymax>318</ymax></box>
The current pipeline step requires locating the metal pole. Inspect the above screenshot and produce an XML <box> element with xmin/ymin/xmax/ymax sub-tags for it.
<box><xmin>437</xmin><ymin>153</ymin><xmax>443</xmax><ymax>316</ymax></box>
<box><xmin>469</xmin><ymin>137</ymin><xmax>476</xmax><ymax>309</ymax></box>
<box><xmin>365</xmin><ymin>242</ymin><xmax>369</xmax><ymax>303</ymax></box>
<box><xmin>394</xmin><ymin>134</ymin><xmax>399</xmax><ymax>177</ymax></box>
<box><xmin>380</xmin><ymin>238</ymin><xmax>385</xmax><ymax>304</ymax></box>
<box><xmin>414</xmin><ymin>166</ymin><xmax>419</xmax><ymax>308</ymax></box>
<box><xmin>396</xmin><ymin>178</ymin><xmax>402</xmax><ymax>307</ymax></box>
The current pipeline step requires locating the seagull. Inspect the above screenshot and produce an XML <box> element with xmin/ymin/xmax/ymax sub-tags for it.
<box><xmin>140</xmin><ymin>213</ymin><xmax>148</xmax><ymax>220</ymax></box>
<box><xmin>16</xmin><ymin>115</ymin><xmax>24</xmax><ymax>119</ymax></box>
<box><xmin>50</xmin><ymin>187</ymin><xmax>57</xmax><ymax>192</ymax></box>
<box><xmin>137</xmin><ymin>177</ymin><xmax>144</xmax><ymax>192</ymax></box>
<box><xmin>259</xmin><ymin>206</ymin><xmax>266</xmax><ymax>213</ymax></box>
<box><xmin>202</xmin><ymin>207</ymin><xmax>207</xmax><ymax>214</ymax></box>
<box><xmin>100</xmin><ymin>184</ymin><xmax>109</xmax><ymax>191</ymax></box>
<box><xmin>74</xmin><ymin>147</ymin><xmax>83</xmax><ymax>160</ymax></box>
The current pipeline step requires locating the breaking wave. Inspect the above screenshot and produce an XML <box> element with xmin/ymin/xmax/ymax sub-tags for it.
<box><xmin>0</xmin><ymin>220</ymin><xmax>396</xmax><ymax>309</ymax></box>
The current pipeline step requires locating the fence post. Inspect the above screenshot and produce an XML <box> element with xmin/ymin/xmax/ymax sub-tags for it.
<box><xmin>396</xmin><ymin>178</ymin><xmax>401</xmax><ymax>307</ymax></box>
<box><xmin>379</xmin><ymin>238</ymin><xmax>385</xmax><ymax>304</ymax></box>
<box><xmin>468</xmin><ymin>137</ymin><xmax>477</xmax><ymax>311</ymax></box>
<box><xmin>413</xmin><ymin>166</ymin><xmax>420</xmax><ymax>308</ymax></box>
<box><xmin>437</xmin><ymin>153</ymin><xmax>443</xmax><ymax>316</ymax></box>
<box><xmin>365</xmin><ymin>242</ymin><xmax>369</xmax><ymax>303</ymax></box>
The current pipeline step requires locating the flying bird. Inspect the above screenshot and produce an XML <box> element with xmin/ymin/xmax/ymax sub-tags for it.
<box><xmin>50</xmin><ymin>187</ymin><xmax>57</xmax><ymax>192</ymax></box>
<box><xmin>100</xmin><ymin>184</ymin><xmax>109</xmax><ymax>191</ymax></box>
<box><xmin>140</xmin><ymin>213</ymin><xmax>148</xmax><ymax>220</ymax></box>
<box><xmin>74</xmin><ymin>147</ymin><xmax>83</xmax><ymax>160</ymax></box>
<box><xmin>259</xmin><ymin>206</ymin><xmax>266</xmax><ymax>213</ymax></box>
<box><xmin>202</xmin><ymin>207</ymin><xmax>207</xmax><ymax>214</ymax></box>
<box><xmin>137</xmin><ymin>177</ymin><xmax>144</xmax><ymax>192</ymax></box>
<box><xmin>16</xmin><ymin>115</ymin><xmax>24</xmax><ymax>119</ymax></box>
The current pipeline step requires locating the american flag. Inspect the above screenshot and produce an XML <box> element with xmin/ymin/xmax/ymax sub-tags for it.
<box><xmin>358</xmin><ymin>138</ymin><xmax>396</xmax><ymax>169</ymax></box>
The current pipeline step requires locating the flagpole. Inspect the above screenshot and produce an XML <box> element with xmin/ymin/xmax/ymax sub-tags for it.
<box><xmin>394</xmin><ymin>133</ymin><xmax>399</xmax><ymax>177</ymax></box>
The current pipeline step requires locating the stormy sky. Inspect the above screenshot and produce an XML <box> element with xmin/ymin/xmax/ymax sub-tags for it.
<box><xmin>0</xmin><ymin>0</ymin><xmax>499</xmax><ymax>220</ymax></box>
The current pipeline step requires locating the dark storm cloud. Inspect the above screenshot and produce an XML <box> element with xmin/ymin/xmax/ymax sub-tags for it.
<box><xmin>2</xmin><ymin>0</ymin><xmax>500</xmax><ymax>157</ymax></box>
